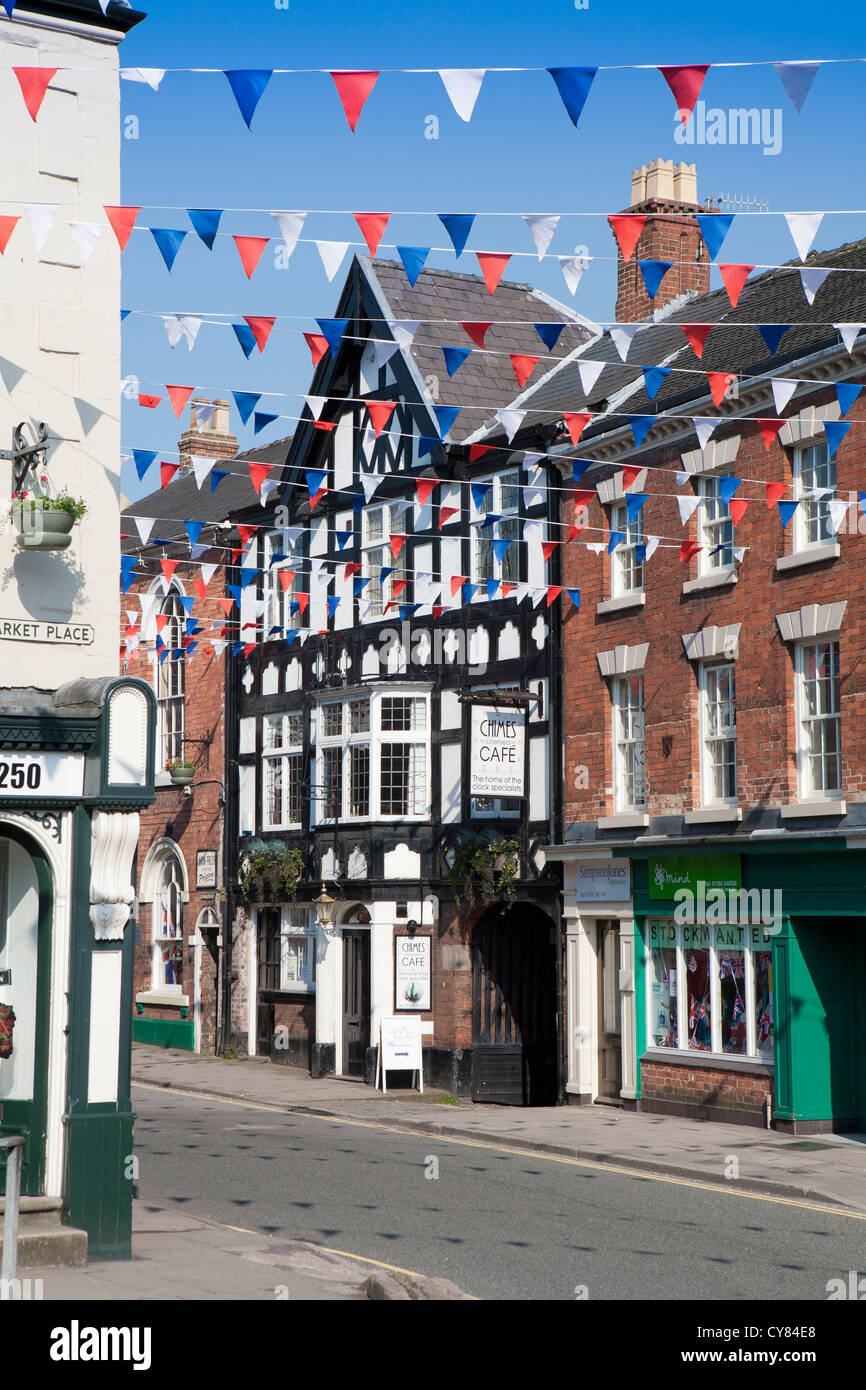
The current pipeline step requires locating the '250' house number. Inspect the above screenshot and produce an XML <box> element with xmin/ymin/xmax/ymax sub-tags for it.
<box><xmin>0</xmin><ymin>752</ymin><xmax>85</xmax><ymax>799</ymax></box>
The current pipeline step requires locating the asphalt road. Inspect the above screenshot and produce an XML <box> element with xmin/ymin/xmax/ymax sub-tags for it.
<box><xmin>132</xmin><ymin>1085</ymin><xmax>866</xmax><ymax>1301</ymax></box>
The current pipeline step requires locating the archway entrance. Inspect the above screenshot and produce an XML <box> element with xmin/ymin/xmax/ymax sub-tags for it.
<box><xmin>0</xmin><ymin>829</ymin><xmax>53</xmax><ymax>1197</ymax></box>
<box><xmin>471</xmin><ymin>903</ymin><xmax>557</xmax><ymax>1105</ymax></box>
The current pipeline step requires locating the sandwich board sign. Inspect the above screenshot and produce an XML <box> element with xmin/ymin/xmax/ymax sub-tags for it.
<box><xmin>375</xmin><ymin>1014</ymin><xmax>423</xmax><ymax>1094</ymax></box>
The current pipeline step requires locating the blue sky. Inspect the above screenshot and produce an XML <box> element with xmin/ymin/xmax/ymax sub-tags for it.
<box><xmin>118</xmin><ymin>0</ymin><xmax>866</xmax><ymax>501</ymax></box>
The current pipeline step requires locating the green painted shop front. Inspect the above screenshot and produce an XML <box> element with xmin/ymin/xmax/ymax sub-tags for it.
<box><xmin>620</xmin><ymin>840</ymin><xmax>866</xmax><ymax>1133</ymax></box>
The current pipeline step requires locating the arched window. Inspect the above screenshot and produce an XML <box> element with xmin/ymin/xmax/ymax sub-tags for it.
<box><xmin>156</xmin><ymin>589</ymin><xmax>185</xmax><ymax>768</ymax></box>
<box><xmin>153</xmin><ymin>852</ymin><xmax>185</xmax><ymax>991</ymax></box>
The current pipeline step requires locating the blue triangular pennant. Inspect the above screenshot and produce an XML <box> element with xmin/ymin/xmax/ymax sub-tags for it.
<box><xmin>184</xmin><ymin>521</ymin><xmax>204</xmax><ymax>547</ymax></box>
<box><xmin>836</xmin><ymin>383</ymin><xmax>862</xmax><ymax>416</ymax></box>
<box><xmin>240</xmin><ymin>569</ymin><xmax>257</xmax><ymax>590</ymax></box>
<box><xmin>233</xmin><ymin>391</ymin><xmax>261</xmax><ymax>424</ymax></box>
<box><xmin>547</xmin><ymin>66</ymin><xmax>598</xmax><ymax>126</ymax></box>
<box><xmin>492</xmin><ymin>538</ymin><xmax>512</xmax><ymax>564</ymax></box>
<box><xmin>306</xmin><ymin>469</ymin><xmax>328</xmax><ymax>500</ymax></box>
<box><xmin>418</xmin><ymin>437</ymin><xmax>440</xmax><ymax>458</ymax></box>
<box><xmin>629</xmin><ymin>416</ymin><xmax>654</xmax><ymax>448</ymax></box>
<box><xmin>485</xmin><ymin>579</ymin><xmax>500</xmax><ymax>600</ymax></box>
<box><xmin>316</xmin><ymin>317</ymin><xmax>350</xmax><ymax>355</ymax></box>
<box><xmin>227</xmin><ymin>584</ymin><xmax>242</xmax><ymax>604</ymax></box>
<box><xmin>232</xmin><ymin>322</ymin><xmax>257</xmax><ymax>359</ymax></box>
<box><xmin>353</xmin><ymin>577</ymin><xmax>371</xmax><ymax>596</ymax></box>
<box><xmin>535</xmin><ymin>322</ymin><xmax>565</xmax><ymax>351</ymax></box>
<box><xmin>471</xmin><ymin>482</ymin><xmax>491</xmax><ymax>511</ymax></box>
<box><xmin>778</xmin><ymin>500</ymin><xmax>799</xmax><ymax>528</ymax></box>
<box><xmin>397</xmin><ymin>246</ymin><xmax>430</xmax><ymax>287</ymax></box>
<box><xmin>824</xmin><ymin>419</ymin><xmax>852</xmax><ymax>457</ymax></box>
<box><xmin>150</xmin><ymin>227</ymin><xmax>187</xmax><ymax>272</ymax></box>
<box><xmin>637</xmin><ymin>259</ymin><xmax>673</xmax><ymax>300</ymax></box>
<box><xmin>642</xmin><ymin>366</ymin><xmax>670</xmax><ymax>401</ymax></box>
<box><xmin>634</xmin><ymin>545</ymin><xmax>647</xmax><ymax>566</ymax></box>
<box><xmin>232</xmin><ymin>641</ymin><xmax>244</xmax><ymax>656</ymax></box>
<box><xmin>399</xmin><ymin>604</ymin><xmax>420</xmax><ymax>620</ymax></box>
<box><xmin>224</xmin><ymin>69</ymin><xmax>272</xmax><ymax>129</ymax></box>
<box><xmin>132</xmin><ymin>449</ymin><xmax>157</xmax><ymax>481</ymax></box>
<box><xmin>187</xmin><ymin>208</ymin><xmax>222</xmax><ymax>250</ymax></box>
<box><xmin>210</xmin><ymin>469</ymin><xmax>229</xmax><ymax>493</ymax></box>
<box><xmin>327</xmin><ymin>596</ymin><xmax>341</xmax><ymax>619</ymax></box>
<box><xmin>335</xmin><ymin>529</ymin><xmax>353</xmax><ymax>550</ymax></box>
<box><xmin>462</xmin><ymin>583</ymin><xmax>479</xmax><ymax>603</ymax></box>
<box><xmin>120</xmin><ymin>309</ymin><xmax>130</xmax><ymax>321</ymax></box>
<box><xmin>480</xmin><ymin>513</ymin><xmax>501</xmax><ymax>531</ymax></box>
<box><xmin>438</xmin><ymin>214</ymin><xmax>474</xmax><ymax>258</ymax></box>
<box><xmin>719</xmin><ymin>477</ymin><xmax>741</xmax><ymax>507</ymax></box>
<box><xmin>443</xmin><ymin>346</ymin><xmax>472</xmax><ymax>377</ymax></box>
<box><xmin>434</xmin><ymin>405</ymin><xmax>460</xmax><ymax>438</ymax></box>
<box><xmin>774</xmin><ymin>61</ymin><xmax>820</xmax><ymax>113</ymax></box>
<box><xmin>626</xmin><ymin>493</ymin><xmax>648</xmax><ymax>522</ymax></box>
<box><xmin>757</xmin><ymin>324</ymin><xmax>789</xmax><ymax>356</ymax></box>
<box><xmin>572</xmin><ymin>459</ymin><xmax>593</xmax><ymax>484</ymax></box>
<box><xmin>379</xmin><ymin>566</ymin><xmax>395</xmax><ymax>583</ymax></box>
<box><xmin>285</xmin><ymin>631</ymin><xmax>301</xmax><ymax>647</ymax></box>
<box><xmin>567</xmin><ymin>588</ymin><xmax>581</xmax><ymax>610</ymax></box>
<box><xmin>120</xmin><ymin>555</ymin><xmax>136</xmax><ymax>593</ymax></box>
<box><xmin>695</xmin><ymin>213</ymin><xmax>734</xmax><ymax>261</ymax></box>
<box><xmin>608</xmin><ymin>531</ymin><xmax>625</xmax><ymax>553</ymax></box>
<box><xmin>253</xmin><ymin>411</ymin><xmax>278</xmax><ymax>434</ymax></box>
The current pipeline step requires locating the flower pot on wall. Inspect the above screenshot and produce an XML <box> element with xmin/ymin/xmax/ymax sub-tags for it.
<box><xmin>13</xmin><ymin>508</ymin><xmax>75</xmax><ymax>551</ymax></box>
<box><xmin>168</xmin><ymin>766</ymin><xmax>195</xmax><ymax>785</ymax></box>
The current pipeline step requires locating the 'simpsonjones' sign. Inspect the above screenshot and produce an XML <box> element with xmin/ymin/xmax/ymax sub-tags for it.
<box><xmin>469</xmin><ymin>704</ymin><xmax>526</xmax><ymax>798</ymax></box>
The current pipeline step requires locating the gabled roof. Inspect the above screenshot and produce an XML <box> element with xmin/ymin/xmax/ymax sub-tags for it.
<box><xmin>477</xmin><ymin>238</ymin><xmax>866</xmax><ymax>446</ymax></box>
<box><xmin>121</xmin><ymin>437</ymin><xmax>292</xmax><ymax>554</ymax></box>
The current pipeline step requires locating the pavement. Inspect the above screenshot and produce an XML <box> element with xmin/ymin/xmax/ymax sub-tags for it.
<box><xmin>131</xmin><ymin>1044</ymin><xmax>866</xmax><ymax>1216</ymax></box>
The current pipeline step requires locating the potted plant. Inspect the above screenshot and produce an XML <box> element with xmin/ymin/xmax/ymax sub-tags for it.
<box><xmin>166</xmin><ymin>758</ymin><xmax>195</xmax><ymax>785</ymax></box>
<box><xmin>239</xmin><ymin>842</ymin><xmax>306</xmax><ymax>903</ymax></box>
<box><xmin>9</xmin><ymin>484</ymin><xmax>87</xmax><ymax>552</ymax></box>
<box><xmin>448</xmin><ymin>830</ymin><xmax>521</xmax><ymax>912</ymax></box>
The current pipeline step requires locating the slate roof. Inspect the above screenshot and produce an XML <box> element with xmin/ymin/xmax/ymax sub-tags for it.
<box><xmin>366</xmin><ymin>257</ymin><xmax>599</xmax><ymax>444</ymax></box>
<box><xmin>121</xmin><ymin>437</ymin><xmax>292</xmax><ymax>554</ymax></box>
<box><xmin>477</xmin><ymin>238</ymin><xmax>866</xmax><ymax>445</ymax></box>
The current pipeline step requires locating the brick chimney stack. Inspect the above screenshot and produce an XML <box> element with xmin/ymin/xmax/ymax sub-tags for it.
<box><xmin>177</xmin><ymin>398</ymin><xmax>238</xmax><ymax>473</ymax></box>
<box><xmin>614</xmin><ymin>159</ymin><xmax>715</xmax><ymax>322</ymax></box>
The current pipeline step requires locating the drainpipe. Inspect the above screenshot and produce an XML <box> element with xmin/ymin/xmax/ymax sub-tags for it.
<box><xmin>764</xmin><ymin>1091</ymin><xmax>773</xmax><ymax>1129</ymax></box>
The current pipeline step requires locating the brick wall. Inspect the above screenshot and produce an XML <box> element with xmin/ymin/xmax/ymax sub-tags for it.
<box><xmin>615</xmin><ymin>202</ymin><xmax>711</xmax><ymax>322</ymax></box>
<box><xmin>641</xmin><ymin>1059</ymin><xmax>771</xmax><ymax>1119</ymax></box>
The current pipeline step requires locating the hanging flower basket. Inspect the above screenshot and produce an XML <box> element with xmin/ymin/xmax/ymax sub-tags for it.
<box><xmin>9</xmin><ymin>489</ymin><xmax>86</xmax><ymax>552</ymax></box>
<box><xmin>166</xmin><ymin>760</ymin><xmax>195</xmax><ymax>785</ymax></box>
<box><xmin>0</xmin><ymin>1003</ymin><xmax>15</xmax><ymax>1060</ymax></box>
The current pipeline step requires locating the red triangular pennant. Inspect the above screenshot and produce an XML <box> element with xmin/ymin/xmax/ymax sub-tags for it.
<box><xmin>193</xmin><ymin>580</ymin><xmax>207</xmax><ymax>604</ymax></box>
<box><xmin>729</xmin><ymin>498</ymin><xmax>749</xmax><ymax>526</ymax></box>
<box><xmin>160</xmin><ymin>559</ymin><xmax>179</xmax><ymax>583</ymax></box>
<box><xmin>354</xmin><ymin>212</ymin><xmax>389</xmax><ymax>257</ymax></box>
<box><xmin>313</xmin><ymin>420</ymin><xmax>336</xmax><ymax>431</ymax></box>
<box><xmin>545</xmin><ymin>585</ymin><xmax>562</xmax><ymax>607</ymax></box>
<box><xmin>216</xmin><ymin>597</ymin><xmax>235</xmax><ymax>616</ymax></box>
<box><xmin>13</xmin><ymin>67</ymin><xmax>57</xmax><ymax>122</ymax></box>
<box><xmin>563</xmin><ymin>412</ymin><xmax>591</xmax><ymax>447</ymax></box>
<box><xmin>237</xmin><ymin>524</ymin><xmax>258</xmax><ymax>547</ymax></box>
<box><xmin>416</xmin><ymin>478</ymin><xmax>439</xmax><ymax>507</ymax></box>
<box><xmin>295</xmin><ymin>592</ymin><xmax>310</xmax><ymax>614</ymax></box>
<box><xmin>608</xmin><ymin>214</ymin><xmax>646</xmax><ymax>263</ymax></box>
<box><xmin>278</xmin><ymin>570</ymin><xmax>296</xmax><ymax>593</ymax></box>
<box><xmin>541</xmin><ymin>541</ymin><xmax>559</xmax><ymax>561</ymax></box>
<box><xmin>707</xmin><ymin>371</ymin><xmax>736</xmax><ymax>408</ymax></box>
<box><xmin>500</xmin><ymin>583</ymin><xmax>516</xmax><ymax>597</ymax></box>
<box><xmin>330</xmin><ymin>70</ymin><xmax>379</xmax><ymax>130</ymax></box>
<box><xmin>682</xmin><ymin>323</ymin><xmax>712</xmax><ymax>359</ymax></box>
<box><xmin>568</xmin><ymin>521</ymin><xmax>583</xmax><ymax>541</ymax></box>
<box><xmin>0</xmin><ymin>216</ymin><xmax>19</xmax><ymax>255</ymax></box>
<box><xmin>510</xmin><ymin>354</ymin><xmax>539</xmax><ymax>388</ymax></box>
<box><xmin>104</xmin><ymin>205</ymin><xmax>141</xmax><ymax>252</ymax></box>
<box><xmin>758</xmin><ymin>419</ymin><xmax>784</xmax><ymax>451</ymax></box>
<box><xmin>475</xmin><ymin>252</ymin><xmax>510</xmax><ymax>295</ymax></box>
<box><xmin>304</xmin><ymin>332</ymin><xmax>329</xmax><ymax>366</ymax></box>
<box><xmin>432</xmin><ymin>605</ymin><xmax>444</xmax><ymax>619</ymax></box>
<box><xmin>573</xmin><ymin>488</ymin><xmax>595</xmax><ymax>510</ymax></box>
<box><xmin>392</xmin><ymin>579</ymin><xmax>408</xmax><ymax>598</ymax></box>
<box><xmin>310</xmin><ymin>487</ymin><xmax>328</xmax><ymax>511</ymax></box>
<box><xmin>160</xmin><ymin>462</ymin><xmax>179</xmax><ymax>488</ymax></box>
<box><xmin>451</xmin><ymin>575</ymin><xmax>467</xmax><ymax>597</ymax></box>
<box><xmin>243</xmin><ymin>643</ymin><xmax>256</xmax><ymax>659</ymax></box>
<box><xmin>233</xmin><ymin>235</ymin><xmax>269</xmax><ymax>279</ymax></box>
<box><xmin>718</xmin><ymin>263</ymin><xmax>754</xmax><ymax>308</ymax></box>
<box><xmin>680</xmin><ymin>540</ymin><xmax>702</xmax><ymax>563</ymax></box>
<box><xmin>766</xmin><ymin>481</ymin><xmax>787</xmax><ymax>508</ymax></box>
<box><xmin>469</xmin><ymin>444</ymin><xmax>495</xmax><ymax>462</ymax></box>
<box><xmin>389</xmin><ymin>534</ymin><xmax>408</xmax><ymax>559</ymax></box>
<box><xmin>367</xmin><ymin>400</ymin><xmax>396</xmax><ymax>437</ymax></box>
<box><xmin>166</xmin><ymin>385</ymin><xmax>194</xmax><ymax>419</ymax></box>
<box><xmin>155</xmin><ymin>613</ymin><xmax>169</xmax><ymax>633</ymax></box>
<box><xmin>439</xmin><ymin>506</ymin><xmax>460</xmax><ymax>530</ymax></box>
<box><xmin>658</xmin><ymin>65</ymin><xmax>710</xmax><ymax>123</ymax></box>
<box><xmin>622</xmin><ymin>465</ymin><xmax>643</xmax><ymax>489</ymax></box>
<box><xmin>243</xmin><ymin>315</ymin><xmax>276</xmax><ymax>353</ymax></box>
<box><xmin>461</xmin><ymin>321</ymin><xmax>492</xmax><ymax>349</ymax></box>
<box><xmin>344</xmin><ymin>562</ymin><xmax>361</xmax><ymax>578</ymax></box>
<box><xmin>249</xmin><ymin>462</ymin><xmax>272</xmax><ymax>496</ymax></box>
<box><xmin>138</xmin><ymin>394</ymin><xmax>161</xmax><ymax>408</ymax></box>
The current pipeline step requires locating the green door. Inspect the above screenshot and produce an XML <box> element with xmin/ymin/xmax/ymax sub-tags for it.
<box><xmin>0</xmin><ymin>833</ymin><xmax>52</xmax><ymax>1197</ymax></box>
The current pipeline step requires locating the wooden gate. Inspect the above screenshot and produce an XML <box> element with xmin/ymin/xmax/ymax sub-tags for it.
<box><xmin>471</xmin><ymin>904</ymin><xmax>557</xmax><ymax>1105</ymax></box>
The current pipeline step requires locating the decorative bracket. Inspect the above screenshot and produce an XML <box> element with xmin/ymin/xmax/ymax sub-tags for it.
<box><xmin>0</xmin><ymin>422</ymin><xmax>50</xmax><ymax>494</ymax></box>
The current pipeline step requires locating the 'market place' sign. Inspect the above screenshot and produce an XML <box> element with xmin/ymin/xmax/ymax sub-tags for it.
<box><xmin>469</xmin><ymin>704</ymin><xmax>526</xmax><ymax>797</ymax></box>
<box><xmin>0</xmin><ymin>617</ymin><xmax>94</xmax><ymax>645</ymax></box>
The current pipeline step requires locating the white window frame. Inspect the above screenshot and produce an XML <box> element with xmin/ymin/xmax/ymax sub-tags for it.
<box><xmin>611</xmin><ymin>674</ymin><xmax>646</xmax><ymax>812</ymax></box>
<box><xmin>361</xmin><ymin>502</ymin><xmax>407</xmax><ymax>621</ymax></box>
<box><xmin>646</xmin><ymin>920</ymin><xmax>774</xmax><ymax>1063</ymax></box>
<box><xmin>795</xmin><ymin>639</ymin><xmax>842</xmax><ymax>799</ymax></box>
<box><xmin>262</xmin><ymin>711</ymin><xmax>305</xmax><ymax>829</ymax></box>
<box><xmin>696</xmin><ymin>475</ymin><xmax>735</xmax><ymax>577</ymax></box>
<box><xmin>152</xmin><ymin>852</ymin><xmax>185</xmax><ymax>993</ymax></box>
<box><xmin>792</xmin><ymin>440</ymin><xmax>835</xmax><ymax>554</ymax></box>
<box><xmin>470</xmin><ymin>469</ymin><xmax>521</xmax><ymax>589</ymax></box>
<box><xmin>280</xmin><ymin>906</ymin><xmax>316</xmax><ymax>992</ymax></box>
<box><xmin>264</xmin><ymin>529</ymin><xmax>303</xmax><ymax>633</ymax></box>
<box><xmin>699</xmin><ymin>662</ymin><xmax>737</xmax><ymax>807</ymax></box>
<box><xmin>314</xmin><ymin>689</ymin><xmax>431</xmax><ymax>824</ymax></box>
<box><xmin>610</xmin><ymin>500</ymin><xmax>644</xmax><ymax>597</ymax></box>
<box><xmin>155</xmin><ymin>587</ymin><xmax>185</xmax><ymax>769</ymax></box>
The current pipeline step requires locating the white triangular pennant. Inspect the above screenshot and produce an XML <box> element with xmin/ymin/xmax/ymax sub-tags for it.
<box><xmin>784</xmin><ymin>212</ymin><xmax>823</xmax><ymax>262</ymax></box>
<box><xmin>438</xmin><ymin>68</ymin><xmax>485</xmax><ymax>122</ymax></box>
<box><xmin>138</xmin><ymin>591</ymin><xmax>159</xmax><ymax>625</ymax></box>
<box><xmin>799</xmin><ymin>267</ymin><xmax>830</xmax><ymax>305</ymax></box>
<box><xmin>577</xmin><ymin>360</ymin><xmax>605</xmax><ymax>396</ymax></box>
<box><xmin>134</xmin><ymin>516</ymin><xmax>156</xmax><ymax>545</ymax></box>
<box><xmin>260</xmin><ymin>479</ymin><xmax>280</xmax><ymax>506</ymax></box>
<box><xmin>163</xmin><ymin>315</ymin><xmax>184</xmax><ymax>349</ymax></box>
<box><xmin>391</xmin><ymin>320</ymin><xmax>420</xmax><ymax>352</ymax></box>
<box><xmin>358</xmin><ymin>599</ymin><xmax>372</xmax><ymax>619</ymax></box>
<box><xmin>675</xmin><ymin>471</ymin><xmax>690</xmax><ymax>486</ymax></box>
<box><xmin>200</xmin><ymin>563</ymin><xmax>218</xmax><ymax>587</ymax></box>
<box><xmin>271</xmin><ymin>210</ymin><xmax>307</xmax><ymax>258</ymax></box>
<box><xmin>495</xmin><ymin>408</ymin><xmax>526</xmax><ymax>443</ymax></box>
<box><xmin>514</xmin><ymin>582</ymin><xmax>530</xmax><ymax>603</ymax></box>
<box><xmin>522</xmin><ymin>520</ymin><xmax>543</xmax><ymax>543</ymax></box>
<box><xmin>306</xmin><ymin>394</ymin><xmax>328</xmax><ymax>420</ymax></box>
<box><xmin>693</xmin><ymin>418</ymin><xmax>716</xmax><ymax>450</ymax></box>
<box><xmin>677</xmin><ymin>494</ymin><xmax>701</xmax><ymax>525</ymax></box>
<box><xmin>644</xmin><ymin>536</ymin><xmax>660</xmax><ymax>561</ymax></box>
<box><xmin>192</xmin><ymin>456</ymin><xmax>217</xmax><ymax>489</ymax></box>
<box><xmin>523</xmin><ymin>213</ymin><xmax>560</xmax><ymax>261</ymax></box>
<box><xmin>24</xmin><ymin>203</ymin><xmax>60</xmax><ymax>254</ymax></box>
<box><xmin>774</xmin><ymin>61</ymin><xmax>820</xmax><ymax>113</ymax></box>
<box><xmin>120</xmin><ymin>68</ymin><xmax>165</xmax><ymax>91</ymax></box>
<box><xmin>176</xmin><ymin>315</ymin><xmax>202</xmax><ymax>350</ymax></box>
<box><xmin>557</xmin><ymin>254</ymin><xmax>586</xmax><ymax>296</ymax></box>
<box><xmin>68</xmin><ymin>220</ymin><xmax>102</xmax><ymax>266</ymax></box>
<box><xmin>836</xmin><ymin>323</ymin><xmax>864</xmax><ymax>354</ymax></box>
<box><xmin>610</xmin><ymin>324</ymin><xmax>640</xmax><ymax>362</ymax></box>
<box><xmin>372</xmin><ymin>338</ymin><xmax>400</xmax><ymax>369</ymax></box>
<box><xmin>523</xmin><ymin>485</ymin><xmax>545</xmax><ymax>509</ymax></box>
<box><xmin>360</xmin><ymin>472</ymin><xmax>384</xmax><ymax>503</ymax></box>
<box><xmin>585</xmin><ymin>542</ymin><xmax>605</xmax><ymax>556</ymax></box>
<box><xmin>211</xmin><ymin>640</ymin><xmax>228</xmax><ymax>658</ymax></box>
<box><xmin>827</xmin><ymin>499</ymin><xmax>848</xmax><ymax>535</ymax></box>
<box><xmin>521</xmin><ymin>452</ymin><xmax>545</xmax><ymax>471</ymax></box>
<box><xmin>194</xmin><ymin>402</ymin><xmax>216</xmax><ymax>429</ymax></box>
<box><xmin>315</xmin><ymin>240</ymin><xmax>350</xmax><ymax>282</ymax></box>
<box><xmin>771</xmin><ymin>379</ymin><xmax>798</xmax><ymax>414</ymax></box>
<box><xmin>733</xmin><ymin>546</ymin><xmax>746</xmax><ymax>564</ymax></box>
<box><xmin>126</xmin><ymin>610</ymin><xmax>139</xmax><ymax>628</ymax></box>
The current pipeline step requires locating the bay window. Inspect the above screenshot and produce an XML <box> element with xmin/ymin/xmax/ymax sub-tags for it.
<box><xmin>315</xmin><ymin>691</ymin><xmax>430</xmax><ymax>822</ymax></box>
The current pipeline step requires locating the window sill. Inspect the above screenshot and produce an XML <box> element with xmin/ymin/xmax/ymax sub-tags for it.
<box><xmin>780</xmin><ymin>799</ymin><xmax>847</xmax><ymax>819</ymax></box>
<box><xmin>684</xmin><ymin>806</ymin><xmax>743</xmax><ymax>825</ymax></box>
<box><xmin>597</xmin><ymin>812</ymin><xmax>649</xmax><ymax>830</ymax></box>
<box><xmin>775</xmin><ymin>542</ymin><xmax>840</xmax><ymax>572</ymax></box>
<box><xmin>641</xmin><ymin>1049</ymin><xmax>773</xmax><ymax>1075</ymax></box>
<box><xmin>136</xmin><ymin>989</ymin><xmax>189</xmax><ymax>1008</ymax></box>
<box><xmin>596</xmin><ymin>592</ymin><xmax>646</xmax><ymax>616</ymax></box>
<box><xmin>682</xmin><ymin>570</ymin><xmax>737</xmax><ymax>596</ymax></box>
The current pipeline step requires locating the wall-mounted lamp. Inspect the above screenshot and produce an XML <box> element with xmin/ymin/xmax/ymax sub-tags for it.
<box><xmin>406</xmin><ymin>919</ymin><xmax>419</xmax><ymax>938</ymax></box>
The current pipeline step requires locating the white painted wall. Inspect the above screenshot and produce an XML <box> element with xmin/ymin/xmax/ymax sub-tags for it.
<box><xmin>0</xmin><ymin>10</ymin><xmax>126</xmax><ymax>688</ymax></box>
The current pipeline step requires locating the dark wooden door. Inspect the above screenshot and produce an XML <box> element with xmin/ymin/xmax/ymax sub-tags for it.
<box><xmin>256</xmin><ymin>908</ymin><xmax>280</xmax><ymax>1056</ymax></box>
<box><xmin>471</xmin><ymin>906</ymin><xmax>557</xmax><ymax>1106</ymax></box>
<box><xmin>342</xmin><ymin>930</ymin><xmax>370</xmax><ymax>1078</ymax></box>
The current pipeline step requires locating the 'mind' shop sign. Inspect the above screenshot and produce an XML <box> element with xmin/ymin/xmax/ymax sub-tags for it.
<box><xmin>469</xmin><ymin>704</ymin><xmax>526</xmax><ymax>798</ymax></box>
<box><xmin>648</xmin><ymin>853</ymin><xmax>742</xmax><ymax>899</ymax></box>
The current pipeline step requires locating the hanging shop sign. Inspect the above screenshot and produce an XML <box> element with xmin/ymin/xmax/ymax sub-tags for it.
<box><xmin>575</xmin><ymin>860</ymin><xmax>631</xmax><ymax>902</ymax></box>
<box><xmin>648</xmin><ymin>853</ymin><xmax>742</xmax><ymax>899</ymax></box>
<box><xmin>196</xmin><ymin>850</ymin><xmax>217</xmax><ymax>888</ymax></box>
<box><xmin>375</xmin><ymin>1014</ymin><xmax>424</xmax><ymax>1094</ymax></box>
<box><xmin>0</xmin><ymin>751</ymin><xmax>85</xmax><ymax>798</ymax></box>
<box><xmin>0</xmin><ymin>618</ymin><xmax>94</xmax><ymax>646</ymax></box>
<box><xmin>469</xmin><ymin>704</ymin><xmax>526</xmax><ymax>798</ymax></box>
<box><xmin>394</xmin><ymin>935</ymin><xmax>431</xmax><ymax>1011</ymax></box>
